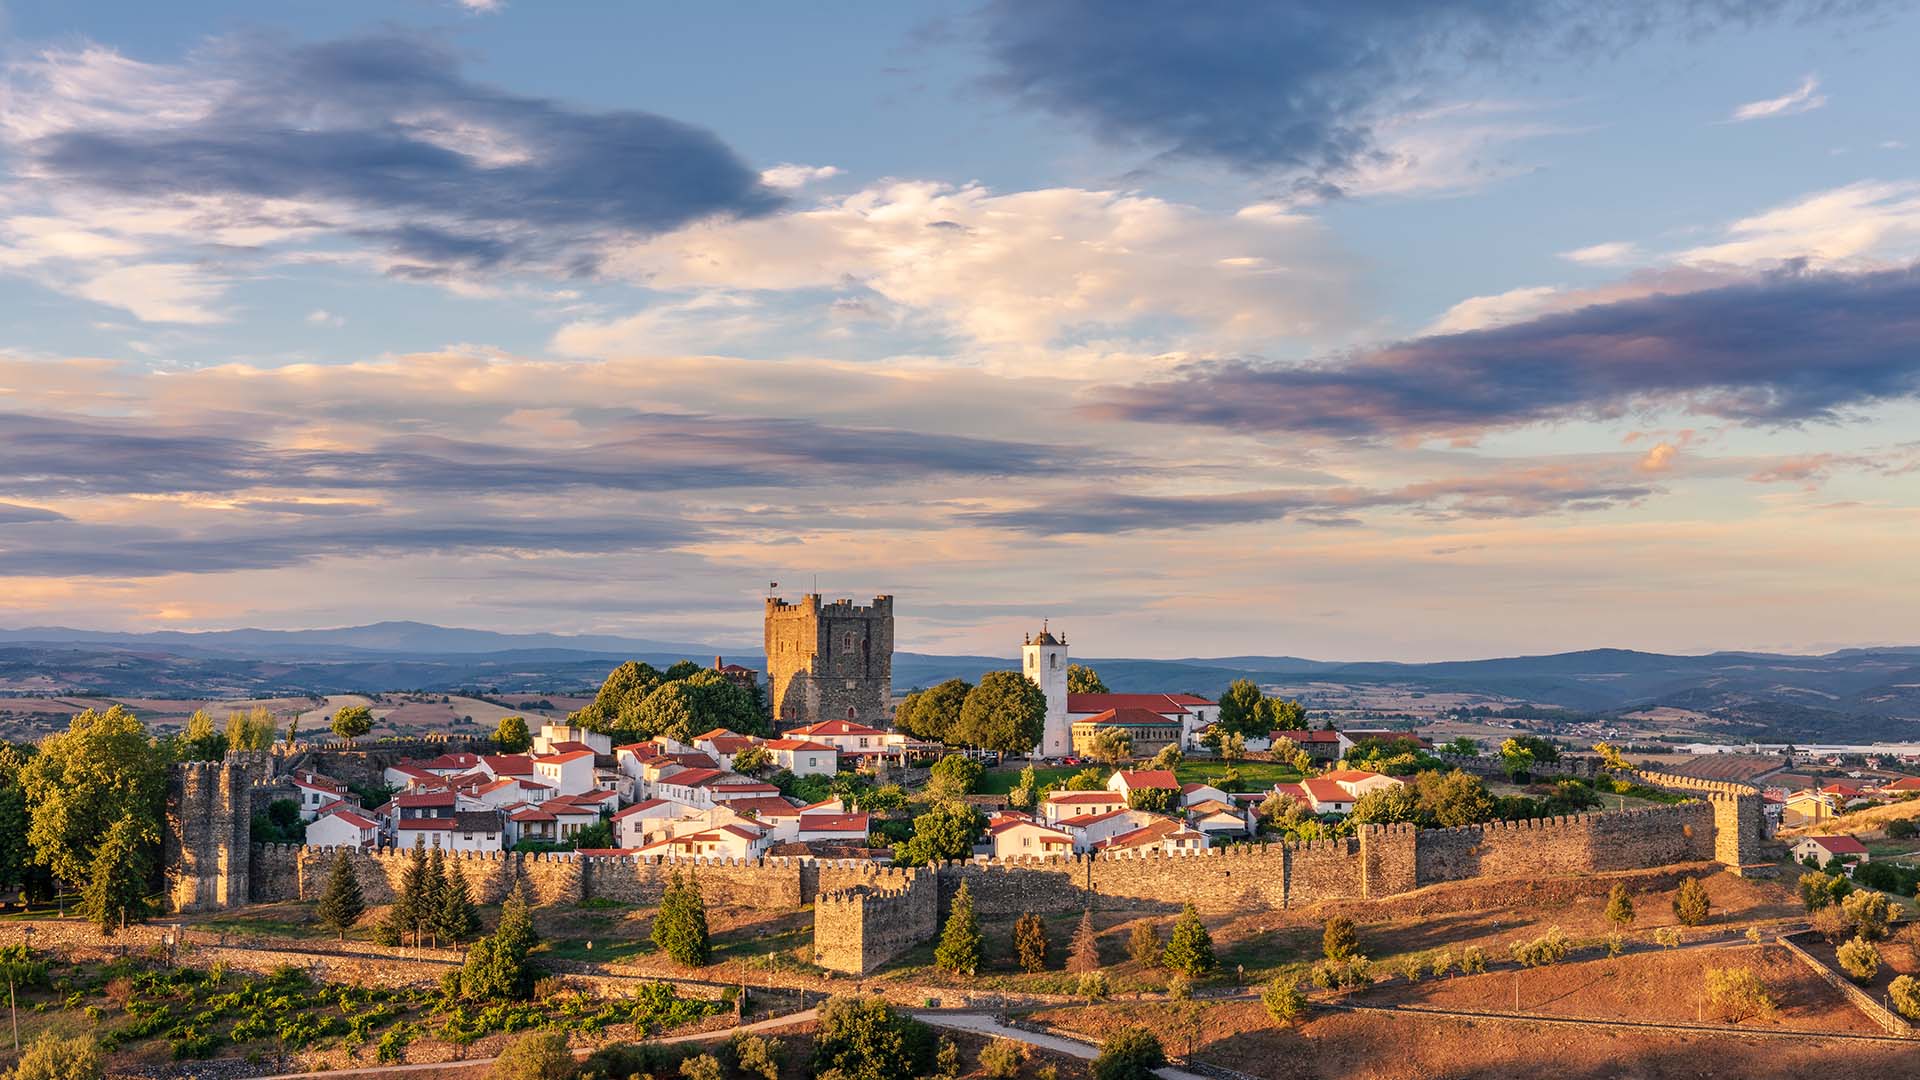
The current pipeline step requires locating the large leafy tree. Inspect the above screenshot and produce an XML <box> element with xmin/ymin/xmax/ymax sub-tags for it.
<box><xmin>1067</xmin><ymin>664</ymin><xmax>1110</xmax><ymax>694</ymax></box>
<box><xmin>896</xmin><ymin>679</ymin><xmax>971</xmax><ymax>742</ymax></box>
<box><xmin>1256</xmin><ymin>697</ymin><xmax>1307</xmax><ymax>732</ymax></box>
<box><xmin>811</xmin><ymin>995</ymin><xmax>934</xmax><ymax>1080</ymax></box>
<box><xmin>1348</xmin><ymin>784</ymin><xmax>1422</xmax><ymax>826</ymax></box>
<box><xmin>892</xmin><ymin>803</ymin><xmax>985</xmax><ymax>866</ymax></box>
<box><xmin>460</xmin><ymin>883</ymin><xmax>539</xmax><ymax>999</ymax></box>
<box><xmin>81</xmin><ymin>813</ymin><xmax>152</xmax><ymax>934</ymax></box>
<box><xmin>567</xmin><ymin>661</ymin><xmax>666</xmax><ymax>735</ymax></box>
<box><xmin>1413</xmin><ymin>769</ymin><xmax>1496</xmax><ymax>827</ymax></box>
<box><xmin>494</xmin><ymin>715</ymin><xmax>532</xmax><ymax>754</ymax></box>
<box><xmin>225</xmin><ymin>706</ymin><xmax>277</xmax><ymax>752</ymax></box>
<box><xmin>957</xmin><ymin>672</ymin><xmax>1047</xmax><ymax>754</ymax></box>
<box><xmin>0</xmin><ymin>745</ymin><xmax>50</xmax><ymax>903</ymax></box>
<box><xmin>1215</xmin><ymin>679</ymin><xmax>1265</xmax><ymax>738</ymax></box>
<box><xmin>330</xmin><ymin>704</ymin><xmax>374</xmax><ymax>744</ymax></box>
<box><xmin>22</xmin><ymin>705</ymin><xmax>167</xmax><ymax>888</ymax></box>
<box><xmin>171</xmin><ymin>709</ymin><xmax>228</xmax><ymax>763</ymax></box>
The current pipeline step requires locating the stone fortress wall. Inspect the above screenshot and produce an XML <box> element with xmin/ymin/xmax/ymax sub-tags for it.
<box><xmin>764</xmin><ymin>594</ymin><xmax>894</xmax><ymax>727</ymax></box>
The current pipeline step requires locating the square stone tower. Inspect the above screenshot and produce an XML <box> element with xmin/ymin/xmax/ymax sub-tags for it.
<box><xmin>765</xmin><ymin>594</ymin><xmax>894</xmax><ymax>727</ymax></box>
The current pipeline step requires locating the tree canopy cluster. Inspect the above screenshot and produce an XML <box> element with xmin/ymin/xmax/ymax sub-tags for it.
<box><xmin>899</xmin><ymin>672</ymin><xmax>1049</xmax><ymax>755</ymax></box>
<box><xmin>567</xmin><ymin>660</ymin><xmax>768</xmax><ymax>743</ymax></box>
<box><xmin>1215</xmin><ymin>679</ymin><xmax>1307</xmax><ymax>739</ymax></box>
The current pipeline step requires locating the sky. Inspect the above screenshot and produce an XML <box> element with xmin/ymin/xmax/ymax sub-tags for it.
<box><xmin>1</xmin><ymin>1</ymin><xmax>1918</xmax><ymax>661</ymax></box>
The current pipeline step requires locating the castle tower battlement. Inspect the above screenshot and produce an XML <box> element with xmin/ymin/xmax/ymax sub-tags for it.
<box><xmin>764</xmin><ymin>594</ymin><xmax>893</xmax><ymax>727</ymax></box>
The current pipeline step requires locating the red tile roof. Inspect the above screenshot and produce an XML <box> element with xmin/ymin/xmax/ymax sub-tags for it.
<box><xmin>537</xmin><ymin>750</ymin><xmax>595</xmax><ymax>764</ymax></box>
<box><xmin>693</xmin><ymin>728</ymin><xmax>740</xmax><ymax>742</ymax></box>
<box><xmin>785</xmin><ymin>720</ymin><xmax>887</xmax><ymax>738</ymax></box>
<box><xmin>765</xmin><ymin>738</ymin><xmax>836</xmax><ymax>752</ymax></box>
<box><xmin>1078</xmin><ymin>706</ymin><xmax>1186</xmax><ymax>728</ymax></box>
<box><xmin>1113</xmin><ymin>770</ymin><xmax>1179</xmax><ymax>791</ymax></box>
<box><xmin>1096</xmin><ymin>817</ymin><xmax>1206</xmax><ymax>851</ymax></box>
<box><xmin>1068</xmin><ymin>693</ymin><xmax>1203</xmax><ymax>716</ymax></box>
<box><xmin>481</xmin><ymin>754</ymin><xmax>535</xmax><ymax>775</ymax></box>
<box><xmin>797</xmin><ymin>812</ymin><xmax>870</xmax><ymax>833</ymax></box>
<box><xmin>1048</xmin><ymin>791</ymin><xmax>1124</xmax><ymax>804</ymax></box>
<box><xmin>396</xmin><ymin>792</ymin><xmax>456</xmax><ymax>808</ymax></box>
<box><xmin>1808</xmin><ymin>835</ymin><xmax>1869</xmax><ymax>855</ymax></box>
<box><xmin>661</xmin><ymin>768</ymin><xmax>724</xmax><ymax>787</ymax></box>
<box><xmin>609</xmin><ymin>798</ymin><xmax>674</xmax><ymax>820</ymax></box>
<box><xmin>419</xmin><ymin>753</ymin><xmax>482</xmax><ymax>771</ymax></box>
<box><xmin>725</xmin><ymin>796</ymin><xmax>804</xmax><ymax>819</ymax></box>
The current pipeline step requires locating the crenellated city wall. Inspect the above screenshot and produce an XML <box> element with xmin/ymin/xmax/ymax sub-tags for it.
<box><xmin>813</xmin><ymin>867</ymin><xmax>937</xmax><ymax>974</ymax></box>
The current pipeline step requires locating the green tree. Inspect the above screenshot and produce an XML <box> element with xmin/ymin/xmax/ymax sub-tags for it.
<box><xmin>1674</xmin><ymin>876</ymin><xmax>1712</xmax><ymax>927</ymax></box>
<box><xmin>811</xmin><ymin>995</ymin><xmax>934</xmax><ymax>1080</ymax></box>
<box><xmin>461</xmin><ymin>883</ymin><xmax>539</xmax><ymax>999</ymax></box>
<box><xmin>1605</xmin><ymin>882</ymin><xmax>1636</xmax><ymax>929</ymax></box>
<box><xmin>678</xmin><ymin>1054</ymin><xmax>722</xmax><ymax>1080</ymax></box>
<box><xmin>489</xmin><ymin>1030</ymin><xmax>576</xmax><ymax>1080</ymax></box>
<box><xmin>893</xmin><ymin>803</ymin><xmax>985</xmax><ymax>866</ymax></box>
<box><xmin>421</xmin><ymin>846</ymin><xmax>452</xmax><ymax>944</ymax></box>
<box><xmin>1128</xmin><ymin>921</ymin><xmax>1160</xmax><ymax>967</ymax></box>
<box><xmin>935</xmin><ymin>883</ymin><xmax>983</xmax><ymax>975</ymax></box>
<box><xmin>1842</xmin><ymin>889</ymin><xmax>1893</xmax><ymax>941</ymax></box>
<box><xmin>1593</xmin><ymin>742</ymin><xmax>1631</xmax><ymax>772</ymax></box>
<box><xmin>381</xmin><ymin>836</ymin><xmax>432</xmax><ymax>946</ymax></box>
<box><xmin>1440</xmin><ymin>736</ymin><xmax>1480</xmax><ymax>757</ymax></box>
<box><xmin>728</xmin><ymin>1032</ymin><xmax>781</xmax><ymax>1080</ymax></box>
<box><xmin>1216</xmin><ymin>679</ymin><xmax>1266</xmax><ymax>739</ymax></box>
<box><xmin>1091</xmin><ymin>1028</ymin><xmax>1165</xmax><ymax>1080</ymax></box>
<box><xmin>664</xmin><ymin>658</ymin><xmax>703</xmax><ymax>681</ymax></box>
<box><xmin>1889</xmin><ymin>974</ymin><xmax>1920</xmax><ymax>1020</ymax></box>
<box><xmin>569</xmin><ymin>660</ymin><xmax>666</xmax><ymax>735</ymax></box>
<box><xmin>957</xmin><ymin>672</ymin><xmax>1048</xmax><ymax>755</ymax></box>
<box><xmin>1213</xmin><ymin>730</ymin><xmax>1246</xmax><ymax>762</ymax></box>
<box><xmin>1014</xmin><ymin>912</ymin><xmax>1050</xmax><ymax>972</ymax></box>
<box><xmin>1084</xmin><ymin>726</ymin><xmax>1134</xmax><ymax>766</ymax></box>
<box><xmin>1798</xmin><ymin>871</ymin><xmax>1852</xmax><ymax>911</ymax></box>
<box><xmin>1067</xmin><ymin>664</ymin><xmax>1110</xmax><ymax>694</ymax></box>
<box><xmin>1255</xmin><ymin>696</ymin><xmax>1307</xmax><ymax>733</ymax></box>
<box><xmin>897</xmin><ymin>679</ymin><xmax>972</xmax><ymax>742</ymax></box>
<box><xmin>23</xmin><ymin>705</ymin><xmax>167</xmax><ymax>890</ymax></box>
<box><xmin>317</xmin><ymin>850</ymin><xmax>365</xmax><ymax>940</ymax></box>
<box><xmin>80</xmin><ymin>812</ymin><xmax>151</xmax><ymax>934</ymax></box>
<box><xmin>10</xmin><ymin>1030</ymin><xmax>103</xmax><ymax>1080</ymax></box>
<box><xmin>731</xmin><ymin>744</ymin><xmax>772</xmax><ymax>776</ymax></box>
<box><xmin>1704</xmin><ymin>966</ymin><xmax>1777</xmax><ymax>1022</ymax></box>
<box><xmin>652</xmin><ymin>870</ymin><xmax>712</xmax><ymax>967</ymax></box>
<box><xmin>0</xmin><ymin>746</ymin><xmax>50</xmax><ymax>904</ymax></box>
<box><xmin>1498</xmin><ymin>738</ymin><xmax>1535</xmax><ymax>782</ymax></box>
<box><xmin>1838</xmin><ymin>936</ymin><xmax>1881</xmax><ymax>983</ymax></box>
<box><xmin>1126</xmin><ymin>786</ymin><xmax>1176</xmax><ymax>813</ymax></box>
<box><xmin>225</xmin><ymin>706</ymin><xmax>278</xmax><ymax>752</ymax></box>
<box><xmin>1349</xmin><ymin>784</ymin><xmax>1422</xmax><ymax>826</ymax></box>
<box><xmin>1148</xmin><ymin>744</ymin><xmax>1183</xmax><ymax>771</ymax></box>
<box><xmin>493</xmin><ymin>715</ymin><xmax>532</xmax><ymax>754</ymax></box>
<box><xmin>1323</xmin><ymin>916</ymin><xmax>1359</xmax><ymax>962</ymax></box>
<box><xmin>330</xmin><ymin>704</ymin><xmax>374</xmax><ymax>743</ymax></box>
<box><xmin>1007</xmin><ymin>766</ymin><xmax>1039</xmax><ymax>811</ymax></box>
<box><xmin>1507</xmin><ymin>734</ymin><xmax>1560</xmax><ymax>763</ymax></box>
<box><xmin>1067</xmin><ymin>909</ymin><xmax>1101</xmax><ymax>973</ymax></box>
<box><xmin>436</xmin><ymin>860</ymin><xmax>480</xmax><ymax>943</ymax></box>
<box><xmin>928</xmin><ymin>754</ymin><xmax>985</xmax><ymax>797</ymax></box>
<box><xmin>1162</xmin><ymin>903</ymin><xmax>1215</xmax><ymax>976</ymax></box>
<box><xmin>1413</xmin><ymin>769</ymin><xmax>1497</xmax><ymax>827</ymax></box>
<box><xmin>172</xmin><ymin>709</ymin><xmax>228</xmax><ymax>762</ymax></box>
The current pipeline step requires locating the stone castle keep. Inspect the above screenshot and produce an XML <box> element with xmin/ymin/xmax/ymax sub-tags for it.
<box><xmin>764</xmin><ymin>594</ymin><xmax>894</xmax><ymax>726</ymax></box>
<box><xmin>165</xmin><ymin>741</ymin><xmax>1769</xmax><ymax>975</ymax></box>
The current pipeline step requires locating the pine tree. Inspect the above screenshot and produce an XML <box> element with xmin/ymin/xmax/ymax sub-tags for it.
<box><xmin>461</xmin><ymin>883</ymin><xmax>539</xmax><ymax>999</ymax></box>
<box><xmin>435</xmin><ymin>860</ymin><xmax>479</xmax><ymax>944</ymax></box>
<box><xmin>1162</xmin><ymin>903</ymin><xmax>1215</xmax><ymax>977</ymax></box>
<box><xmin>651</xmin><ymin>870</ymin><xmax>712</xmax><ymax>967</ymax></box>
<box><xmin>1067</xmin><ymin>909</ymin><xmax>1102</xmax><ymax>973</ymax></box>
<box><xmin>1605</xmin><ymin>882</ymin><xmax>1636</xmax><ymax>928</ymax></box>
<box><xmin>1014</xmin><ymin>913</ymin><xmax>1050</xmax><ymax>973</ymax></box>
<box><xmin>1128</xmin><ymin>921</ymin><xmax>1161</xmax><ymax>968</ymax></box>
<box><xmin>384</xmin><ymin>836</ymin><xmax>430</xmax><ymax>946</ymax></box>
<box><xmin>1674</xmin><ymin>876</ymin><xmax>1712</xmax><ymax>927</ymax></box>
<box><xmin>422</xmin><ymin>847</ymin><xmax>450</xmax><ymax>947</ymax></box>
<box><xmin>317</xmin><ymin>850</ymin><xmax>365</xmax><ymax>941</ymax></box>
<box><xmin>935</xmin><ymin>882</ymin><xmax>983</xmax><ymax>975</ymax></box>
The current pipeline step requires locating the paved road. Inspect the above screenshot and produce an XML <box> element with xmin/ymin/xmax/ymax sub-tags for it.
<box><xmin>915</xmin><ymin>1010</ymin><xmax>1216</xmax><ymax>1080</ymax></box>
<box><xmin>1320</xmin><ymin>998</ymin><xmax>1917</xmax><ymax>1046</ymax></box>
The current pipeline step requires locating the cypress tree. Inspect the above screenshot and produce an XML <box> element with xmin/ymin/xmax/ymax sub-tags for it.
<box><xmin>1674</xmin><ymin>876</ymin><xmax>1712</xmax><ymax>927</ymax></box>
<box><xmin>423</xmin><ymin>847</ymin><xmax>450</xmax><ymax>946</ymax></box>
<box><xmin>1014</xmin><ymin>913</ymin><xmax>1050</xmax><ymax>973</ymax></box>
<box><xmin>81</xmin><ymin>813</ymin><xmax>151</xmax><ymax>935</ymax></box>
<box><xmin>317</xmin><ymin>850</ymin><xmax>365</xmax><ymax>940</ymax></box>
<box><xmin>1162</xmin><ymin>903</ymin><xmax>1215</xmax><ymax>977</ymax></box>
<box><xmin>1067</xmin><ymin>909</ymin><xmax>1101</xmax><ymax>974</ymax></box>
<box><xmin>461</xmin><ymin>882</ymin><xmax>538</xmax><ymax>999</ymax></box>
<box><xmin>383</xmin><ymin>836</ymin><xmax>430</xmax><ymax>946</ymax></box>
<box><xmin>934</xmin><ymin>882</ymin><xmax>983</xmax><ymax>975</ymax></box>
<box><xmin>651</xmin><ymin>870</ymin><xmax>712</xmax><ymax>967</ymax></box>
<box><xmin>435</xmin><ymin>860</ymin><xmax>479</xmax><ymax>943</ymax></box>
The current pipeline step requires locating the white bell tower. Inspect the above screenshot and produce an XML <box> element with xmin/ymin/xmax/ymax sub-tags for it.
<box><xmin>1022</xmin><ymin>621</ymin><xmax>1070</xmax><ymax>758</ymax></box>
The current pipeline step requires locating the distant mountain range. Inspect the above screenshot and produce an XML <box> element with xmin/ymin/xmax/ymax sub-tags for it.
<box><xmin>3</xmin><ymin>622</ymin><xmax>1918</xmax><ymax>742</ymax></box>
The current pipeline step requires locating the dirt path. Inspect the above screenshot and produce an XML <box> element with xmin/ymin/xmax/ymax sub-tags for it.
<box><xmin>1318</xmin><ymin>999</ymin><xmax>1916</xmax><ymax>1046</ymax></box>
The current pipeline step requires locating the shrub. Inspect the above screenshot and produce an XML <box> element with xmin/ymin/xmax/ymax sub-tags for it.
<box><xmin>1014</xmin><ymin>913</ymin><xmax>1050</xmax><ymax>973</ymax></box>
<box><xmin>1427</xmin><ymin>950</ymin><xmax>1454</xmax><ymax>978</ymax></box>
<box><xmin>1812</xmin><ymin>904</ymin><xmax>1854</xmax><ymax>944</ymax></box>
<box><xmin>1606</xmin><ymin>933</ymin><xmax>1624</xmax><ymax>958</ymax></box>
<box><xmin>1092</xmin><ymin>1027</ymin><xmax>1166</xmax><ymax>1080</ymax></box>
<box><xmin>1745</xmin><ymin>927</ymin><xmax>1764</xmax><ymax>945</ymax></box>
<box><xmin>1310</xmin><ymin>957</ymin><xmax>1372</xmax><ymax>991</ymax></box>
<box><xmin>12</xmin><ymin>1031</ymin><xmax>103</xmax><ymax>1080</ymax></box>
<box><xmin>1704</xmin><ymin>966</ymin><xmax>1777</xmax><ymax>1022</ymax></box>
<box><xmin>978</xmin><ymin>1038</ymin><xmax>1028</xmax><ymax>1079</ymax></box>
<box><xmin>1890</xmin><ymin>974</ymin><xmax>1920</xmax><ymax>1020</ymax></box>
<box><xmin>935</xmin><ymin>1036</ymin><xmax>963</xmax><ymax>1079</ymax></box>
<box><xmin>812</xmin><ymin>995</ymin><xmax>934</xmax><ymax>1080</ymax></box>
<box><xmin>1888</xmin><ymin>819</ymin><xmax>1917</xmax><ymax>839</ymax></box>
<box><xmin>678</xmin><ymin>1054</ymin><xmax>722</xmax><ymax>1080</ymax></box>
<box><xmin>1261</xmin><ymin>977</ymin><xmax>1306</xmax><ymax>1025</ymax></box>
<box><xmin>1654</xmin><ymin>927</ymin><xmax>1682</xmax><ymax>949</ymax></box>
<box><xmin>1838</xmin><ymin>937</ymin><xmax>1882</xmax><ymax>983</ymax></box>
<box><xmin>1078</xmin><ymin>971</ymin><xmax>1110</xmax><ymax>1000</ymax></box>
<box><xmin>728</xmin><ymin>1032</ymin><xmax>780</xmax><ymax>1080</ymax></box>
<box><xmin>1322</xmin><ymin>915</ymin><xmax>1359</xmax><ymax>962</ymax></box>
<box><xmin>1673</xmin><ymin>877</ymin><xmax>1712</xmax><ymax>927</ymax></box>
<box><xmin>582</xmin><ymin>1043</ymin><xmax>666</xmax><ymax>1078</ymax></box>
<box><xmin>1128</xmin><ymin>921</ymin><xmax>1161</xmax><ymax>968</ymax></box>
<box><xmin>1460</xmin><ymin>946</ymin><xmax>1487</xmax><ymax>974</ymax></box>
<box><xmin>1166</xmin><ymin>971</ymin><xmax>1193</xmax><ymax>1000</ymax></box>
<box><xmin>1843</xmin><ymin>890</ymin><xmax>1894</xmax><ymax>942</ymax></box>
<box><xmin>1162</xmin><ymin>904</ymin><xmax>1216</xmax><ymax>977</ymax></box>
<box><xmin>1604</xmin><ymin>882</ymin><xmax>1635</xmax><ymax>928</ymax></box>
<box><xmin>489</xmin><ymin>1031</ymin><xmax>576</xmax><ymax>1080</ymax></box>
<box><xmin>1799</xmin><ymin>871</ymin><xmax>1852</xmax><ymax>911</ymax></box>
<box><xmin>1067</xmin><ymin>909</ymin><xmax>1101</xmax><ymax>973</ymax></box>
<box><xmin>1508</xmin><ymin>927</ymin><xmax>1570</xmax><ymax>968</ymax></box>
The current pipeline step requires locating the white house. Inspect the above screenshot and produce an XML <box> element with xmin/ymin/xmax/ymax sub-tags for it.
<box><xmin>1106</xmin><ymin>770</ymin><xmax>1181</xmax><ymax>799</ymax></box>
<box><xmin>793</xmin><ymin>811</ymin><xmax>870</xmax><ymax>844</ymax></box>
<box><xmin>1179</xmin><ymin>782</ymin><xmax>1232</xmax><ymax>808</ymax></box>
<box><xmin>1096</xmin><ymin>817</ymin><xmax>1210</xmax><ymax>854</ymax></box>
<box><xmin>1186</xmin><ymin>799</ymin><xmax>1253</xmax><ymax>838</ymax></box>
<box><xmin>1323</xmin><ymin>769</ymin><xmax>1403</xmax><ymax>799</ymax></box>
<box><xmin>636</xmin><ymin>823</ymin><xmax>769</xmax><ymax>861</ymax></box>
<box><xmin>610</xmin><ymin>798</ymin><xmax>696</xmax><ymax>848</ymax></box>
<box><xmin>1793</xmin><ymin>834</ymin><xmax>1871</xmax><ymax>870</ymax></box>
<box><xmin>291</xmin><ymin>772</ymin><xmax>349</xmax><ymax>821</ymax></box>
<box><xmin>693</xmin><ymin>729</ymin><xmax>760</xmax><ymax>770</ymax></box>
<box><xmin>383</xmin><ymin>763</ymin><xmax>440</xmax><ymax>790</ymax></box>
<box><xmin>478</xmin><ymin>754</ymin><xmax>538</xmax><ymax>780</ymax></box>
<box><xmin>533</xmin><ymin>749</ymin><xmax>597</xmax><ymax>796</ymax></box>
<box><xmin>781</xmin><ymin>719</ymin><xmax>888</xmax><ymax>758</ymax></box>
<box><xmin>397</xmin><ymin>809</ymin><xmax>503</xmax><ymax>853</ymax></box>
<box><xmin>1057</xmin><ymin>808</ymin><xmax>1160</xmax><ymax>853</ymax></box>
<box><xmin>988</xmin><ymin>815</ymin><xmax>1075</xmax><ymax>859</ymax></box>
<box><xmin>416</xmin><ymin>752</ymin><xmax>484</xmax><ymax>777</ymax></box>
<box><xmin>764</xmin><ymin>738</ymin><xmax>838</xmax><ymax>777</ymax></box>
<box><xmin>306</xmin><ymin>804</ymin><xmax>381</xmax><ymax>850</ymax></box>
<box><xmin>533</xmin><ymin>723</ymin><xmax>612</xmax><ymax>756</ymax></box>
<box><xmin>1043</xmin><ymin>790</ymin><xmax>1126</xmax><ymax>824</ymax></box>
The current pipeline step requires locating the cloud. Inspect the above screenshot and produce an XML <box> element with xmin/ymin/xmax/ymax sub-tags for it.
<box><xmin>0</xmin><ymin>33</ymin><xmax>781</xmax><ymax>317</ymax></box>
<box><xmin>585</xmin><ymin>181</ymin><xmax>1356</xmax><ymax>350</ymax></box>
<box><xmin>305</xmin><ymin>309</ymin><xmax>345</xmax><ymax>327</ymax></box>
<box><xmin>1092</xmin><ymin>262</ymin><xmax>1920</xmax><ymax>439</ymax></box>
<box><xmin>760</xmin><ymin>163</ymin><xmax>841</xmax><ymax>189</ymax></box>
<box><xmin>1729</xmin><ymin>74</ymin><xmax>1826</xmax><ymax>122</ymax></box>
<box><xmin>1562</xmin><ymin>241</ymin><xmax>1639</xmax><ymax>265</ymax></box>
<box><xmin>0</xmin><ymin>502</ymin><xmax>65</xmax><ymax>524</ymax></box>
<box><xmin>1676</xmin><ymin>181</ymin><xmax>1920</xmax><ymax>268</ymax></box>
<box><xmin>1638</xmin><ymin>443</ymin><xmax>1679</xmax><ymax>473</ymax></box>
<box><xmin>979</xmin><ymin>1</ymin><xmax>1860</xmax><ymax>190</ymax></box>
